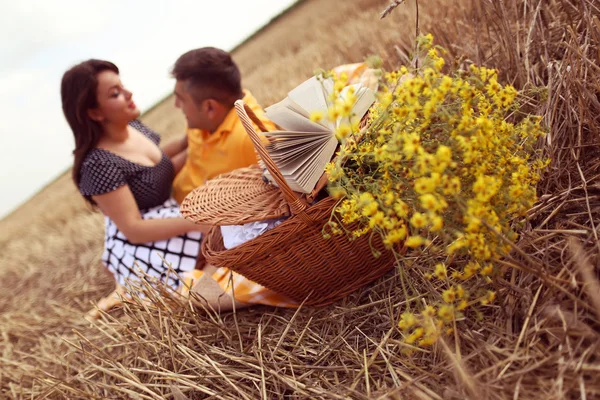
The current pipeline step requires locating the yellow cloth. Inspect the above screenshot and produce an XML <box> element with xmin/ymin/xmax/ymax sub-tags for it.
<box><xmin>173</xmin><ymin>90</ymin><xmax>276</xmax><ymax>204</ymax></box>
<box><xmin>332</xmin><ymin>62</ymin><xmax>379</xmax><ymax>91</ymax></box>
<box><xmin>181</xmin><ymin>268</ymin><xmax>299</xmax><ymax>308</ymax></box>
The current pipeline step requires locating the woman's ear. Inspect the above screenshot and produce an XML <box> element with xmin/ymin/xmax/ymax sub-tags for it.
<box><xmin>87</xmin><ymin>108</ymin><xmax>104</xmax><ymax>122</ymax></box>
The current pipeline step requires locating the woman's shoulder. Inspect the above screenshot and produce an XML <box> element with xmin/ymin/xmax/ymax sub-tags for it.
<box><xmin>79</xmin><ymin>150</ymin><xmax>126</xmax><ymax>196</ymax></box>
<box><xmin>129</xmin><ymin>120</ymin><xmax>161</xmax><ymax>145</ymax></box>
<box><xmin>81</xmin><ymin>148</ymin><xmax>115</xmax><ymax>168</ymax></box>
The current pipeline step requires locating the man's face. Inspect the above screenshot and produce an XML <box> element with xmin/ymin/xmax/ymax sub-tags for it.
<box><xmin>174</xmin><ymin>80</ymin><xmax>212</xmax><ymax>130</ymax></box>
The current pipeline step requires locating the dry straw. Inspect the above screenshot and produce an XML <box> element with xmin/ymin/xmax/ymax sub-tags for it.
<box><xmin>1</xmin><ymin>0</ymin><xmax>599</xmax><ymax>398</ymax></box>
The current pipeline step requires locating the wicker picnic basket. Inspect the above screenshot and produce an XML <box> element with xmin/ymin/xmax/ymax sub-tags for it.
<box><xmin>189</xmin><ymin>100</ymin><xmax>397</xmax><ymax>306</ymax></box>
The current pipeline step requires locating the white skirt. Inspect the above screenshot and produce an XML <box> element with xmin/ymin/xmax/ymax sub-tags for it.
<box><xmin>101</xmin><ymin>198</ymin><xmax>202</xmax><ymax>289</ymax></box>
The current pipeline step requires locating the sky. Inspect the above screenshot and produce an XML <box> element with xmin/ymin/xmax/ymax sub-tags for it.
<box><xmin>0</xmin><ymin>0</ymin><xmax>297</xmax><ymax>219</ymax></box>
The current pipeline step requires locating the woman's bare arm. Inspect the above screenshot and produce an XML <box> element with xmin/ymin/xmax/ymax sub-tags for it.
<box><xmin>93</xmin><ymin>185</ymin><xmax>209</xmax><ymax>244</ymax></box>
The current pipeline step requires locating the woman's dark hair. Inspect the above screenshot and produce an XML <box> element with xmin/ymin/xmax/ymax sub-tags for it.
<box><xmin>61</xmin><ymin>59</ymin><xmax>119</xmax><ymax>188</ymax></box>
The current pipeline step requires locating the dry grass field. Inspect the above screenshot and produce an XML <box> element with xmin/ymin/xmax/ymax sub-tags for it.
<box><xmin>1</xmin><ymin>0</ymin><xmax>599</xmax><ymax>398</ymax></box>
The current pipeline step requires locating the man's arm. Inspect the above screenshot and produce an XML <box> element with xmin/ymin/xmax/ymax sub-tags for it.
<box><xmin>162</xmin><ymin>134</ymin><xmax>188</xmax><ymax>158</ymax></box>
<box><xmin>171</xmin><ymin>149</ymin><xmax>188</xmax><ymax>174</ymax></box>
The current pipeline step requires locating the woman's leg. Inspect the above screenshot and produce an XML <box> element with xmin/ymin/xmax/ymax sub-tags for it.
<box><xmin>85</xmin><ymin>283</ymin><xmax>127</xmax><ymax>321</ymax></box>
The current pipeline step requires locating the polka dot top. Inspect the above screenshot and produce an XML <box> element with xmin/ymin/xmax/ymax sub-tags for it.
<box><xmin>78</xmin><ymin>120</ymin><xmax>175</xmax><ymax>211</ymax></box>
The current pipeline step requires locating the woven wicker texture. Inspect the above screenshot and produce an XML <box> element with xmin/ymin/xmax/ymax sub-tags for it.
<box><xmin>202</xmin><ymin>196</ymin><xmax>396</xmax><ymax>306</ymax></box>
<box><xmin>180</xmin><ymin>166</ymin><xmax>290</xmax><ymax>226</ymax></box>
<box><xmin>197</xmin><ymin>101</ymin><xmax>397</xmax><ymax>306</ymax></box>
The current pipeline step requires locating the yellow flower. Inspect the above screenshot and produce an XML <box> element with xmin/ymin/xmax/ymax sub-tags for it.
<box><xmin>368</xmin><ymin>211</ymin><xmax>385</xmax><ymax>228</ymax></box>
<box><xmin>405</xmin><ymin>235</ymin><xmax>427</xmax><ymax>248</ymax></box>
<box><xmin>405</xmin><ymin>327</ymin><xmax>425</xmax><ymax>344</ymax></box>
<box><xmin>439</xmin><ymin>76</ymin><xmax>452</xmax><ymax>92</ymax></box>
<box><xmin>358</xmin><ymin>192</ymin><xmax>375</xmax><ymax>206</ymax></box>
<box><xmin>402</xmin><ymin>135</ymin><xmax>421</xmax><ymax>158</ymax></box>
<box><xmin>434</xmin><ymin>263</ymin><xmax>447</xmax><ymax>280</ymax></box>
<box><xmin>434</xmin><ymin>57</ymin><xmax>445</xmax><ymax>71</ymax></box>
<box><xmin>384</xmin><ymin>226</ymin><xmax>407</xmax><ymax>247</ymax></box>
<box><xmin>328</xmin><ymin>186</ymin><xmax>346</xmax><ymax>200</ymax></box>
<box><xmin>480</xmin><ymin>263</ymin><xmax>494</xmax><ymax>276</ymax></box>
<box><xmin>438</xmin><ymin>305</ymin><xmax>455</xmax><ymax>322</ymax></box>
<box><xmin>447</xmin><ymin>236</ymin><xmax>466</xmax><ymax>254</ymax></box>
<box><xmin>486</xmin><ymin>78</ymin><xmax>501</xmax><ymax>95</ymax></box>
<box><xmin>383</xmin><ymin>216</ymin><xmax>400</xmax><ymax>230</ymax></box>
<box><xmin>398</xmin><ymin>312</ymin><xmax>417</xmax><ymax>331</ymax></box>
<box><xmin>336</xmin><ymin>124</ymin><xmax>352</xmax><ymax>140</ymax></box>
<box><xmin>418</xmin><ymin>335</ymin><xmax>438</xmax><ymax>347</ymax></box>
<box><xmin>324</xmin><ymin>35</ymin><xmax>550</xmax><ymax>349</ymax></box>
<box><xmin>480</xmin><ymin>290</ymin><xmax>496</xmax><ymax>305</ymax></box>
<box><xmin>429</xmin><ymin>214</ymin><xmax>444</xmax><ymax>232</ymax></box>
<box><xmin>310</xmin><ymin>110</ymin><xmax>324</xmax><ymax>122</ymax></box>
<box><xmin>327</xmin><ymin>106</ymin><xmax>340</xmax><ymax>121</ymax></box>
<box><xmin>420</xmin><ymin>33</ymin><xmax>434</xmax><ymax>49</ymax></box>
<box><xmin>361</xmin><ymin>202</ymin><xmax>379</xmax><ymax>217</ymax></box>
<box><xmin>422</xmin><ymin>305</ymin><xmax>436</xmax><ymax>317</ymax></box>
<box><xmin>414</xmin><ymin>177</ymin><xmax>436</xmax><ymax>194</ymax></box>
<box><xmin>436</xmin><ymin>145</ymin><xmax>452</xmax><ymax>163</ymax></box>
<box><xmin>419</xmin><ymin>194</ymin><xmax>447</xmax><ymax>212</ymax></box>
<box><xmin>419</xmin><ymin>194</ymin><xmax>437</xmax><ymax>211</ymax></box>
<box><xmin>410</xmin><ymin>212</ymin><xmax>428</xmax><ymax>228</ymax></box>
<box><xmin>427</xmin><ymin>48</ymin><xmax>439</xmax><ymax>58</ymax></box>
<box><xmin>393</xmin><ymin>200</ymin><xmax>410</xmax><ymax>218</ymax></box>
<box><xmin>442</xmin><ymin>288</ymin><xmax>456</xmax><ymax>303</ymax></box>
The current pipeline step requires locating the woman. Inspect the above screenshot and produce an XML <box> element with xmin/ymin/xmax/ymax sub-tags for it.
<box><xmin>61</xmin><ymin>59</ymin><xmax>208</xmax><ymax>298</ymax></box>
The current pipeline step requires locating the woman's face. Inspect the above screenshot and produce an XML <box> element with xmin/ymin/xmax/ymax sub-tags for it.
<box><xmin>89</xmin><ymin>70</ymin><xmax>140</xmax><ymax>125</ymax></box>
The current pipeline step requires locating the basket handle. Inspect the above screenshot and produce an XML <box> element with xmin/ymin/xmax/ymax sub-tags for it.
<box><xmin>234</xmin><ymin>100</ymin><xmax>312</xmax><ymax>219</ymax></box>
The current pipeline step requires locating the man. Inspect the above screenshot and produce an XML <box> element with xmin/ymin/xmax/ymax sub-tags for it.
<box><xmin>170</xmin><ymin>47</ymin><xmax>276</xmax><ymax>204</ymax></box>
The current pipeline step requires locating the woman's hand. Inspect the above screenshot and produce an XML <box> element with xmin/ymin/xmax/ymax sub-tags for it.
<box><xmin>93</xmin><ymin>185</ymin><xmax>209</xmax><ymax>244</ymax></box>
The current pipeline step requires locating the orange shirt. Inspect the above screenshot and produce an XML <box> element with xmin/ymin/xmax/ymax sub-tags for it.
<box><xmin>173</xmin><ymin>91</ymin><xmax>276</xmax><ymax>204</ymax></box>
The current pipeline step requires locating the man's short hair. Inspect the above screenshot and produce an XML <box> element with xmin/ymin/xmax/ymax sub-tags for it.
<box><xmin>171</xmin><ymin>47</ymin><xmax>243</xmax><ymax>105</ymax></box>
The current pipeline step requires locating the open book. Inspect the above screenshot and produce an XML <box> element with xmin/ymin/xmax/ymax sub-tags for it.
<box><xmin>263</xmin><ymin>75</ymin><xmax>375</xmax><ymax>193</ymax></box>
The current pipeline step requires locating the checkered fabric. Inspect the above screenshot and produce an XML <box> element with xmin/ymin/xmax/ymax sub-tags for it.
<box><xmin>102</xmin><ymin>198</ymin><xmax>202</xmax><ymax>288</ymax></box>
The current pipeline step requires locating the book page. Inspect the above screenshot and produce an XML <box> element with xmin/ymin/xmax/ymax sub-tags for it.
<box><xmin>260</xmin><ymin>76</ymin><xmax>373</xmax><ymax>193</ymax></box>
<box><xmin>265</xmin><ymin>105</ymin><xmax>330</xmax><ymax>133</ymax></box>
<box><xmin>287</xmin><ymin>76</ymin><xmax>333</xmax><ymax>127</ymax></box>
<box><xmin>270</xmin><ymin>137</ymin><xmax>330</xmax><ymax>168</ymax></box>
<box><xmin>289</xmin><ymin>137</ymin><xmax>338</xmax><ymax>192</ymax></box>
<box><xmin>263</xmin><ymin>136</ymin><xmax>336</xmax><ymax>193</ymax></box>
<box><xmin>335</xmin><ymin>84</ymin><xmax>375</xmax><ymax>128</ymax></box>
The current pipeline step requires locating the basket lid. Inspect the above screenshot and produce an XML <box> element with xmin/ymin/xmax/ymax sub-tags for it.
<box><xmin>180</xmin><ymin>165</ymin><xmax>290</xmax><ymax>226</ymax></box>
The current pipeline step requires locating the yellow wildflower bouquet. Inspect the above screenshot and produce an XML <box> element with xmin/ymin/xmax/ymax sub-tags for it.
<box><xmin>323</xmin><ymin>34</ymin><xmax>548</xmax><ymax>347</ymax></box>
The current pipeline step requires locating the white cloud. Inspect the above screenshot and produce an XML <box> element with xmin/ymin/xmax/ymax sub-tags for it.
<box><xmin>0</xmin><ymin>0</ymin><xmax>119</xmax><ymax>72</ymax></box>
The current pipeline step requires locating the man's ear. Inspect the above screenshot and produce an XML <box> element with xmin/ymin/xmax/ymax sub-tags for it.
<box><xmin>204</xmin><ymin>99</ymin><xmax>216</xmax><ymax>113</ymax></box>
<box><xmin>205</xmin><ymin>99</ymin><xmax>225</xmax><ymax>118</ymax></box>
<box><xmin>87</xmin><ymin>108</ymin><xmax>104</xmax><ymax>122</ymax></box>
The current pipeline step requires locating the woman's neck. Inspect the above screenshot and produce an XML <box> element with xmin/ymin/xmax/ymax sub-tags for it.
<box><xmin>102</xmin><ymin>121</ymin><xmax>130</xmax><ymax>143</ymax></box>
